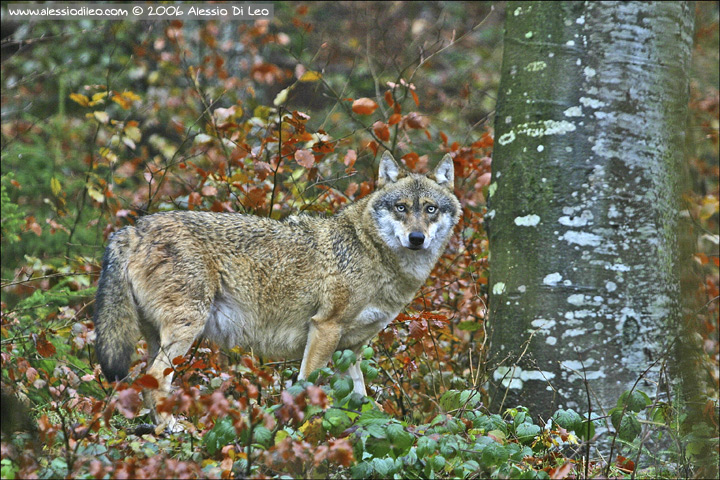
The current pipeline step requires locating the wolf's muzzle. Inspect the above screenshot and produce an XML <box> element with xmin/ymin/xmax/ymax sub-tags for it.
<box><xmin>408</xmin><ymin>232</ymin><xmax>425</xmax><ymax>250</ymax></box>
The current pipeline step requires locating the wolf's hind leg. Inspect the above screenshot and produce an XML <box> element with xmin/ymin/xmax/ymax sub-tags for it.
<box><xmin>145</xmin><ymin>316</ymin><xmax>206</xmax><ymax>433</ymax></box>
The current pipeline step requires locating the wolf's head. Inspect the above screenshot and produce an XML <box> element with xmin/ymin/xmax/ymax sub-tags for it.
<box><xmin>370</xmin><ymin>151</ymin><xmax>461</xmax><ymax>256</ymax></box>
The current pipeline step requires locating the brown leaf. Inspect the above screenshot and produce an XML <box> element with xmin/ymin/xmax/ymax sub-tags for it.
<box><xmin>343</xmin><ymin>149</ymin><xmax>357</xmax><ymax>168</ymax></box>
<box><xmin>188</xmin><ymin>191</ymin><xmax>202</xmax><ymax>209</ymax></box>
<box><xmin>201</xmin><ymin>185</ymin><xmax>218</xmax><ymax>197</ymax></box>
<box><xmin>373</xmin><ymin>121</ymin><xmax>390</xmax><ymax>142</ymax></box>
<box><xmin>295</xmin><ymin>149</ymin><xmax>315</xmax><ymax>168</ymax></box>
<box><xmin>404</xmin><ymin>112</ymin><xmax>428</xmax><ymax>129</ymax></box>
<box><xmin>117</xmin><ymin>388</ymin><xmax>142</xmax><ymax>419</ymax></box>
<box><xmin>134</xmin><ymin>374</ymin><xmax>159</xmax><ymax>389</ymax></box>
<box><xmin>352</xmin><ymin>97</ymin><xmax>379</xmax><ymax>115</ymax></box>
<box><xmin>384</xmin><ymin>90</ymin><xmax>394</xmax><ymax>106</ymax></box>
<box><xmin>35</xmin><ymin>333</ymin><xmax>56</xmax><ymax>358</ymax></box>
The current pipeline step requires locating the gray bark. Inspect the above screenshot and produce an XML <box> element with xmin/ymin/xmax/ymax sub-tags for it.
<box><xmin>487</xmin><ymin>0</ymin><xmax>694</xmax><ymax>426</ymax></box>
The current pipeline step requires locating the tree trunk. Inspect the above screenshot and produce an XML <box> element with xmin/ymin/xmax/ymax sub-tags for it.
<box><xmin>487</xmin><ymin>0</ymin><xmax>694</xmax><ymax>429</ymax></box>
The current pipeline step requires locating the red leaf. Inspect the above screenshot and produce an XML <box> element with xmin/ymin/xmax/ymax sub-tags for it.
<box><xmin>295</xmin><ymin>149</ymin><xmax>315</xmax><ymax>168</ymax></box>
<box><xmin>410</xmin><ymin>89</ymin><xmax>419</xmax><ymax>106</ymax></box>
<box><xmin>117</xmin><ymin>389</ymin><xmax>142</xmax><ymax>419</ymax></box>
<box><xmin>35</xmin><ymin>333</ymin><xmax>56</xmax><ymax>358</ymax></box>
<box><xmin>402</xmin><ymin>152</ymin><xmax>419</xmax><ymax>170</ymax></box>
<box><xmin>404</xmin><ymin>112</ymin><xmax>428</xmax><ymax>129</ymax></box>
<box><xmin>367</xmin><ymin>141</ymin><xmax>378</xmax><ymax>156</ymax></box>
<box><xmin>384</xmin><ymin>90</ymin><xmax>394</xmax><ymax>107</ymax></box>
<box><xmin>373</xmin><ymin>121</ymin><xmax>390</xmax><ymax>142</ymax></box>
<box><xmin>352</xmin><ymin>97</ymin><xmax>379</xmax><ymax>115</ymax></box>
<box><xmin>188</xmin><ymin>191</ymin><xmax>202</xmax><ymax>209</ymax></box>
<box><xmin>134</xmin><ymin>374</ymin><xmax>160</xmax><ymax>389</ymax></box>
<box><xmin>343</xmin><ymin>149</ymin><xmax>357</xmax><ymax>168</ymax></box>
<box><xmin>201</xmin><ymin>185</ymin><xmax>217</xmax><ymax>196</ymax></box>
<box><xmin>408</xmin><ymin>319</ymin><xmax>428</xmax><ymax>339</ymax></box>
<box><xmin>549</xmin><ymin>462</ymin><xmax>574</xmax><ymax>479</ymax></box>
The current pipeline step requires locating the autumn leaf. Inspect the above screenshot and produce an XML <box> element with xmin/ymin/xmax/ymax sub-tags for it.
<box><xmin>92</xmin><ymin>111</ymin><xmax>110</xmax><ymax>124</ymax></box>
<box><xmin>116</xmin><ymin>389</ymin><xmax>141</xmax><ymax>419</ymax></box>
<box><xmin>373</xmin><ymin>121</ymin><xmax>390</xmax><ymax>142</ymax></box>
<box><xmin>410</xmin><ymin>89</ymin><xmax>420</xmax><ymax>106</ymax></box>
<box><xmin>201</xmin><ymin>185</ymin><xmax>218</xmax><ymax>196</ymax></box>
<box><xmin>134</xmin><ymin>374</ymin><xmax>160</xmax><ymax>389</ymax></box>
<box><xmin>384</xmin><ymin>90</ymin><xmax>394</xmax><ymax>106</ymax></box>
<box><xmin>89</xmin><ymin>91</ymin><xmax>108</xmax><ymax>106</ymax></box>
<box><xmin>299</xmin><ymin>70</ymin><xmax>322</xmax><ymax>82</ymax></box>
<box><xmin>69</xmin><ymin>92</ymin><xmax>89</xmax><ymax>107</ymax></box>
<box><xmin>50</xmin><ymin>177</ymin><xmax>62</xmax><ymax>196</ymax></box>
<box><xmin>404</xmin><ymin>112</ymin><xmax>428</xmax><ymax>129</ymax></box>
<box><xmin>402</xmin><ymin>152</ymin><xmax>419</xmax><ymax>170</ymax></box>
<box><xmin>295</xmin><ymin>148</ymin><xmax>315</xmax><ymax>168</ymax></box>
<box><xmin>343</xmin><ymin>149</ymin><xmax>357</xmax><ymax>168</ymax></box>
<box><xmin>188</xmin><ymin>191</ymin><xmax>202</xmax><ymax>209</ymax></box>
<box><xmin>35</xmin><ymin>333</ymin><xmax>56</xmax><ymax>358</ymax></box>
<box><xmin>352</xmin><ymin>97</ymin><xmax>379</xmax><ymax>115</ymax></box>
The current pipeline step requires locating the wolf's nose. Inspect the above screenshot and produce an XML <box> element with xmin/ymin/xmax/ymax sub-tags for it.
<box><xmin>408</xmin><ymin>232</ymin><xmax>425</xmax><ymax>248</ymax></box>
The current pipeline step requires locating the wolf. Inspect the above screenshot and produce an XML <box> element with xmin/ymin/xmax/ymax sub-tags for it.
<box><xmin>94</xmin><ymin>151</ymin><xmax>461</xmax><ymax>430</ymax></box>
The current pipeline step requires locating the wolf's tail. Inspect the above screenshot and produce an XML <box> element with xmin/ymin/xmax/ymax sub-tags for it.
<box><xmin>93</xmin><ymin>228</ymin><xmax>141</xmax><ymax>382</ymax></box>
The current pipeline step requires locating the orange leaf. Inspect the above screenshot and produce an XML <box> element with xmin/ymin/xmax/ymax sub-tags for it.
<box><xmin>384</xmin><ymin>90</ymin><xmax>394</xmax><ymax>106</ymax></box>
<box><xmin>404</xmin><ymin>112</ymin><xmax>428</xmax><ymax>129</ymax></box>
<box><xmin>410</xmin><ymin>89</ymin><xmax>419</xmax><ymax>106</ymax></box>
<box><xmin>295</xmin><ymin>148</ymin><xmax>315</xmax><ymax>168</ymax></box>
<box><xmin>367</xmin><ymin>141</ymin><xmax>378</xmax><ymax>156</ymax></box>
<box><xmin>352</xmin><ymin>97</ymin><xmax>379</xmax><ymax>115</ymax></box>
<box><xmin>134</xmin><ymin>374</ymin><xmax>160</xmax><ymax>389</ymax></box>
<box><xmin>373</xmin><ymin>121</ymin><xmax>390</xmax><ymax>142</ymax></box>
<box><xmin>201</xmin><ymin>185</ymin><xmax>218</xmax><ymax>196</ymax></box>
<box><xmin>402</xmin><ymin>152</ymin><xmax>419</xmax><ymax>170</ymax></box>
<box><xmin>343</xmin><ymin>149</ymin><xmax>357</xmax><ymax>168</ymax></box>
<box><xmin>172</xmin><ymin>355</ymin><xmax>185</xmax><ymax>365</ymax></box>
<box><xmin>36</xmin><ymin>333</ymin><xmax>56</xmax><ymax>358</ymax></box>
<box><xmin>388</xmin><ymin>113</ymin><xmax>402</xmax><ymax>126</ymax></box>
<box><xmin>549</xmin><ymin>462</ymin><xmax>574</xmax><ymax>479</ymax></box>
<box><xmin>188</xmin><ymin>191</ymin><xmax>202</xmax><ymax>209</ymax></box>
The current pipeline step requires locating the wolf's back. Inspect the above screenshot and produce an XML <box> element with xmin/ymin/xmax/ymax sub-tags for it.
<box><xmin>94</xmin><ymin>227</ymin><xmax>142</xmax><ymax>382</ymax></box>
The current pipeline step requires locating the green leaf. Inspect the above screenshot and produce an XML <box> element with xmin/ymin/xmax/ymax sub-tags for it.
<box><xmin>360</xmin><ymin>360</ymin><xmax>379</xmax><ymax>381</ymax></box>
<box><xmin>253</xmin><ymin>426</ymin><xmax>273</xmax><ymax>448</ymax></box>
<box><xmin>457</xmin><ymin>320</ymin><xmax>483</xmax><ymax>331</ymax></box>
<box><xmin>552</xmin><ymin>408</ymin><xmax>583</xmax><ymax>431</ymax></box>
<box><xmin>515</xmin><ymin>422</ymin><xmax>541</xmax><ymax>444</ymax></box>
<box><xmin>618</xmin><ymin>413</ymin><xmax>642</xmax><ymax>442</ymax></box>
<box><xmin>357</xmin><ymin>408</ymin><xmax>391</xmax><ymax>426</ymax></box>
<box><xmin>416</xmin><ymin>435</ymin><xmax>438</xmax><ymax>457</ymax></box>
<box><xmin>577</xmin><ymin>419</ymin><xmax>595</xmax><ymax>441</ymax></box>
<box><xmin>204</xmin><ymin>417</ymin><xmax>235</xmax><ymax>455</ymax></box>
<box><xmin>439</xmin><ymin>390</ymin><xmax>461</xmax><ymax>411</ymax></box>
<box><xmin>334</xmin><ymin>349</ymin><xmax>356</xmax><ymax>372</ymax></box>
<box><xmin>459</xmin><ymin>390</ymin><xmax>482</xmax><ymax>408</ymax></box>
<box><xmin>331</xmin><ymin>376</ymin><xmax>353</xmax><ymax>399</ymax></box>
<box><xmin>618</xmin><ymin>390</ymin><xmax>651</xmax><ymax>412</ymax></box>
<box><xmin>386</xmin><ymin>423</ymin><xmax>413</xmax><ymax>457</ymax></box>
<box><xmin>481</xmin><ymin>442</ymin><xmax>509</xmax><ymax>467</ymax></box>
<box><xmin>323</xmin><ymin>408</ymin><xmax>352</xmax><ymax>436</ymax></box>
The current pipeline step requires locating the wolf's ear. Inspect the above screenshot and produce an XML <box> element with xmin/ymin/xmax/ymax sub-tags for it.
<box><xmin>432</xmin><ymin>154</ymin><xmax>455</xmax><ymax>189</ymax></box>
<box><xmin>378</xmin><ymin>151</ymin><xmax>403</xmax><ymax>187</ymax></box>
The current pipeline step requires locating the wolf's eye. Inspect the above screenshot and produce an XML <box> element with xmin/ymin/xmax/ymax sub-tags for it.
<box><xmin>426</xmin><ymin>205</ymin><xmax>438</xmax><ymax>214</ymax></box>
<box><xmin>395</xmin><ymin>204</ymin><xmax>407</xmax><ymax>213</ymax></box>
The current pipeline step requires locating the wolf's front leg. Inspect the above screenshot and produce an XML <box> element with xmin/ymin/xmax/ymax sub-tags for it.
<box><xmin>298</xmin><ymin>318</ymin><xmax>341</xmax><ymax>380</ymax></box>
